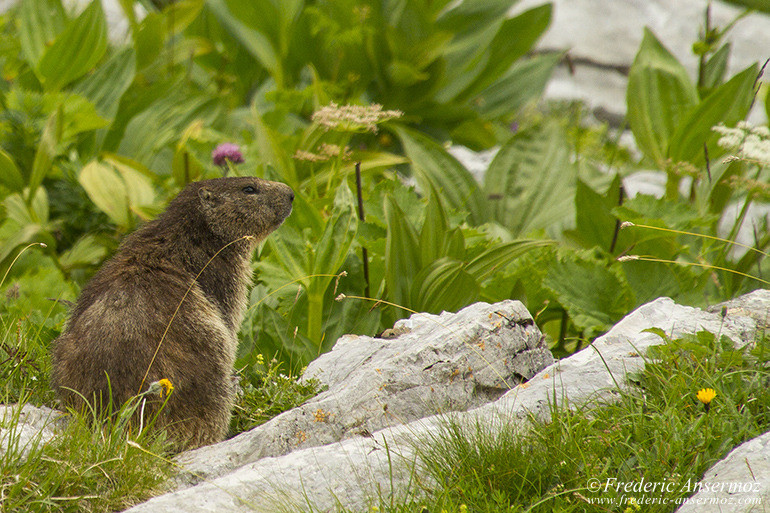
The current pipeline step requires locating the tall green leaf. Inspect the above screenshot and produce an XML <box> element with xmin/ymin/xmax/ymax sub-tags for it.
<box><xmin>458</xmin><ymin>4</ymin><xmax>552</xmax><ymax>101</ymax></box>
<box><xmin>473</xmin><ymin>53</ymin><xmax>560</xmax><ymax>118</ymax></box>
<box><xmin>28</xmin><ymin>106</ymin><xmax>62</xmax><ymax>202</ymax></box>
<box><xmin>18</xmin><ymin>0</ymin><xmax>67</xmax><ymax>67</ymax></box>
<box><xmin>74</xmin><ymin>47</ymin><xmax>137</xmax><ymax>121</ymax></box>
<box><xmin>465</xmin><ymin>239</ymin><xmax>555</xmax><ymax>282</ymax></box>
<box><xmin>626</xmin><ymin>28</ymin><xmax>699</xmax><ymax>167</ymax></box>
<box><xmin>668</xmin><ymin>64</ymin><xmax>758</xmax><ymax>164</ymax></box>
<box><xmin>484</xmin><ymin>123</ymin><xmax>575</xmax><ymax>237</ymax></box>
<box><xmin>394</xmin><ymin>126</ymin><xmax>488</xmax><ymax>226</ymax></box>
<box><xmin>207</xmin><ymin>0</ymin><xmax>281</xmax><ymax>84</ymax></box>
<box><xmin>0</xmin><ymin>150</ymin><xmax>24</xmax><ymax>192</ymax></box>
<box><xmin>384</xmin><ymin>195</ymin><xmax>421</xmax><ymax>308</ymax></box>
<box><xmin>78</xmin><ymin>161</ymin><xmax>131</xmax><ymax>228</ymax></box>
<box><xmin>419</xmin><ymin>186</ymin><xmax>451</xmax><ymax>265</ymax></box>
<box><xmin>411</xmin><ymin>258</ymin><xmax>478</xmax><ymax>314</ymax></box>
<box><xmin>37</xmin><ymin>0</ymin><xmax>108</xmax><ymax>91</ymax></box>
<box><xmin>310</xmin><ymin>183</ymin><xmax>358</xmax><ymax>291</ymax></box>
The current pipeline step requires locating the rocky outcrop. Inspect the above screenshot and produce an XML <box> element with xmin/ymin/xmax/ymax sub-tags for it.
<box><xmin>123</xmin><ymin>290</ymin><xmax>770</xmax><ymax>512</ymax></box>
<box><xmin>0</xmin><ymin>403</ymin><xmax>63</xmax><ymax>460</ymax></box>
<box><xmin>175</xmin><ymin>300</ymin><xmax>553</xmax><ymax>485</ymax></box>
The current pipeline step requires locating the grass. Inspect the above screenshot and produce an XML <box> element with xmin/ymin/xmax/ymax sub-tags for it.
<box><xmin>0</xmin><ymin>304</ymin><xmax>322</xmax><ymax>513</ymax></box>
<box><xmin>372</xmin><ymin>326</ymin><xmax>770</xmax><ymax>513</ymax></box>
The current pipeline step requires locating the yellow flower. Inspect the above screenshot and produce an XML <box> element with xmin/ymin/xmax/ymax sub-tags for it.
<box><xmin>158</xmin><ymin>378</ymin><xmax>174</xmax><ymax>396</ymax></box>
<box><xmin>697</xmin><ymin>388</ymin><xmax>716</xmax><ymax>411</ymax></box>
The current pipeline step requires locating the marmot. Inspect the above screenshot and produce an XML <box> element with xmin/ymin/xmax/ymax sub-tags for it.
<box><xmin>51</xmin><ymin>176</ymin><xmax>294</xmax><ymax>449</ymax></box>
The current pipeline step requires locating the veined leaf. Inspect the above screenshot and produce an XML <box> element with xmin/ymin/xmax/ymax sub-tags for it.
<box><xmin>627</xmin><ymin>28</ymin><xmax>699</xmax><ymax>167</ymax></box>
<box><xmin>207</xmin><ymin>0</ymin><xmax>280</xmax><ymax>82</ymax></box>
<box><xmin>700</xmin><ymin>43</ymin><xmax>731</xmax><ymax>92</ymax></box>
<box><xmin>59</xmin><ymin>234</ymin><xmax>108</xmax><ymax>270</ymax></box>
<box><xmin>419</xmin><ymin>186</ymin><xmax>451</xmax><ymax>265</ymax></box>
<box><xmin>465</xmin><ymin>239</ymin><xmax>555</xmax><ymax>282</ymax></box>
<box><xmin>394</xmin><ymin>126</ymin><xmax>488</xmax><ymax>226</ymax></box>
<box><xmin>473</xmin><ymin>53</ymin><xmax>560</xmax><ymax>118</ymax></box>
<box><xmin>668</xmin><ymin>64</ymin><xmax>758</xmax><ymax>164</ymax></box>
<box><xmin>458</xmin><ymin>4</ymin><xmax>552</xmax><ymax>101</ymax></box>
<box><xmin>310</xmin><ymin>183</ymin><xmax>358</xmax><ymax>294</ymax></box>
<box><xmin>0</xmin><ymin>150</ymin><xmax>24</xmax><ymax>192</ymax></box>
<box><xmin>28</xmin><ymin>106</ymin><xmax>62</xmax><ymax>202</ymax></box>
<box><xmin>384</xmin><ymin>195</ymin><xmax>421</xmax><ymax>308</ymax></box>
<box><xmin>37</xmin><ymin>0</ymin><xmax>108</xmax><ymax>91</ymax></box>
<box><xmin>571</xmin><ymin>176</ymin><xmax>629</xmax><ymax>253</ymax></box>
<box><xmin>484</xmin><ymin>123</ymin><xmax>575</xmax><ymax>237</ymax></box>
<box><xmin>79</xmin><ymin>161</ymin><xmax>131</xmax><ymax>228</ymax></box>
<box><xmin>19</xmin><ymin>0</ymin><xmax>67</xmax><ymax>67</ymax></box>
<box><xmin>544</xmin><ymin>257</ymin><xmax>634</xmax><ymax>336</ymax></box>
<box><xmin>74</xmin><ymin>47</ymin><xmax>136</xmax><ymax>121</ymax></box>
<box><xmin>5</xmin><ymin>189</ymin><xmax>49</xmax><ymax>226</ymax></box>
<box><xmin>411</xmin><ymin>258</ymin><xmax>478</xmax><ymax>314</ymax></box>
<box><xmin>0</xmin><ymin>225</ymin><xmax>43</xmax><ymax>267</ymax></box>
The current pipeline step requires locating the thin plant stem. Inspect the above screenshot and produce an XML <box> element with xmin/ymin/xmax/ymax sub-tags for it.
<box><xmin>618</xmin><ymin>255</ymin><xmax>770</xmax><ymax>286</ymax></box>
<box><xmin>354</xmin><ymin>161</ymin><xmax>371</xmax><ymax>297</ymax></box>
<box><xmin>138</xmin><ymin>235</ymin><xmax>254</xmax><ymax>393</ymax></box>
<box><xmin>623</xmin><ymin>222</ymin><xmax>770</xmax><ymax>260</ymax></box>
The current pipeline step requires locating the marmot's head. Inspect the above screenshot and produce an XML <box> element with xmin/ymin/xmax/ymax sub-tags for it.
<box><xmin>194</xmin><ymin>177</ymin><xmax>294</xmax><ymax>242</ymax></box>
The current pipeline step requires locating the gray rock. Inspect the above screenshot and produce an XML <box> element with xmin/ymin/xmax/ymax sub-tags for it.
<box><xmin>513</xmin><ymin>0</ymin><xmax>770</xmax><ymax>123</ymax></box>
<box><xmin>0</xmin><ymin>404</ymin><xmax>64</xmax><ymax>461</ymax></box>
<box><xmin>175</xmin><ymin>300</ymin><xmax>553</xmax><ymax>485</ymax></box>
<box><xmin>125</xmin><ymin>291</ymin><xmax>769</xmax><ymax>512</ymax></box>
<box><xmin>677</xmin><ymin>432</ymin><xmax>770</xmax><ymax>513</ymax></box>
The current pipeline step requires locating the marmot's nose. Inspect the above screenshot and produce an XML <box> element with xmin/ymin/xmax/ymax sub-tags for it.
<box><xmin>288</xmin><ymin>189</ymin><xmax>295</xmax><ymax>203</ymax></box>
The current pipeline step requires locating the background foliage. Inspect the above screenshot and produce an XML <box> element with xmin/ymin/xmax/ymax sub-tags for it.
<box><xmin>0</xmin><ymin>0</ymin><xmax>767</xmax><ymax>384</ymax></box>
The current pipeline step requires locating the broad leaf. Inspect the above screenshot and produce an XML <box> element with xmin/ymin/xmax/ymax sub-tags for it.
<box><xmin>28</xmin><ymin>106</ymin><xmax>62</xmax><ymax>201</ymax></box>
<box><xmin>668</xmin><ymin>64</ymin><xmax>758</xmax><ymax>164</ymax></box>
<box><xmin>544</xmin><ymin>257</ymin><xmax>634</xmax><ymax>336</ymax></box>
<box><xmin>74</xmin><ymin>47</ymin><xmax>137</xmax><ymax>121</ymax></box>
<box><xmin>626</xmin><ymin>28</ymin><xmax>699</xmax><ymax>167</ymax></box>
<box><xmin>473</xmin><ymin>53</ymin><xmax>560</xmax><ymax>118</ymax></box>
<box><xmin>465</xmin><ymin>239</ymin><xmax>556</xmax><ymax>282</ymax></box>
<box><xmin>37</xmin><ymin>0</ymin><xmax>108</xmax><ymax>91</ymax></box>
<box><xmin>59</xmin><ymin>234</ymin><xmax>108</xmax><ymax>270</ymax></box>
<box><xmin>411</xmin><ymin>258</ymin><xmax>479</xmax><ymax>314</ymax></box>
<box><xmin>0</xmin><ymin>150</ymin><xmax>24</xmax><ymax>192</ymax></box>
<box><xmin>571</xmin><ymin>176</ymin><xmax>630</xmax><ymax>253</ymax></box>
<box><xmin>79</xmin><ymin>161</ymin><xmax>131</xmax><ymax>228</ymax></box>
<box><xmin>484</xmin><ymin>123</ymin><xmax>575</xmax><ymax>237</ymax></box>
<box><xmin>207</xmin><ymin>0</ymin><xmax>280</xmax><ymax>82</ymax></box>
<box><xmin>19</xmin><ymin>0</ymin><xmax>67</xmax><ymax>67</ymax></box>
<box><xmin>459</xmin><ymin>4</ymin><xmax>552</xmax><ymax>101</ymax></box>
<box><xmin>395</xmin><ymin>126</ymin><xmax>488</xmax><ymax>226</ymax></box>
<box><xmin>384</xmin><ymin>195</ymin><xmax>421</xmax><ymax>308</ymax></box>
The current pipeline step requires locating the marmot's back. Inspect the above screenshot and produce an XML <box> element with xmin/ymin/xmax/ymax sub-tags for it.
<box><xmin>51</xmin><ymin>176</ymin><xmax>293</xmax><ymax>449</ymax></box>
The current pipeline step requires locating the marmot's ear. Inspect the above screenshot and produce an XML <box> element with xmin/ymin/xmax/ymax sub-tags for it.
<box><xmin>198</xmin><ymin>187</ymin><xmax>220</xmax><ymax>207</ymax></box>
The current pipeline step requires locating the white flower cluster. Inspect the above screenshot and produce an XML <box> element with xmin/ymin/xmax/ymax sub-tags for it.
<box><xmin>713</xmin><ymin>121</ymin><xmax>770</xmax><ymax>164</ymax></box>
<box><xmin>312</xmin><ymin>102</ymin><xmax>403</xmax><ymax>133</ymax></box>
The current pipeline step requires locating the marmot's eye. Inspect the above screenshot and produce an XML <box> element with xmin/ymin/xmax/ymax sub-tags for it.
<box><xmin>242</xmin><ymin>186</ymin><xmax>258</xmax><ymax>194</ymax></box>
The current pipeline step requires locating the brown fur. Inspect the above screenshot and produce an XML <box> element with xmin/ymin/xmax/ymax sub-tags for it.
<box><xmin>51</xmin><ymin>177</ymin><xmax>293</xmax><ymax>449</ymax></box>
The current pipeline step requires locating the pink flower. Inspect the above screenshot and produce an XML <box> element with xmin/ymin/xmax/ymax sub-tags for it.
<box><xmin>212</xmin><ymin>143</ymin><xmax>244</xmax><ymax>167</ymax></box>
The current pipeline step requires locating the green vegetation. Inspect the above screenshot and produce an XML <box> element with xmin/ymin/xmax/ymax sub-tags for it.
<box><xmin>0</xmin><ymin>0</ymin><xmax>768</xmax><ymax>510</ymax></box>
<box><xmin>355</xmin><ymin>328</ymin><xmax>770</xmax><ymax>512</ymax></box>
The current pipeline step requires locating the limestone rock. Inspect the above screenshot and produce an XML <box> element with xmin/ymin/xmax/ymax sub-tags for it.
<box><xmin>0</xmin><ymin>404</ymin><xmax>64</xmax><ymax>461</ymax></box>
<box><xmin>676</xmin><ymin>432</ymin><xmax>770</xmax><ymax>513</ymax></box>
<box><xmin>125</xmin><ymin>291</ymin><xmax>769</xmax><ymax>512</ymax></box>
<box><xmin>175</xmin><ymin>300</ymin><xmax>553</xmax><ymax>485</ymax></box>
<box><xmin>514</xmin><ymin>0</ymin><xmax>770</xmax><ymax>122</ymax></box>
